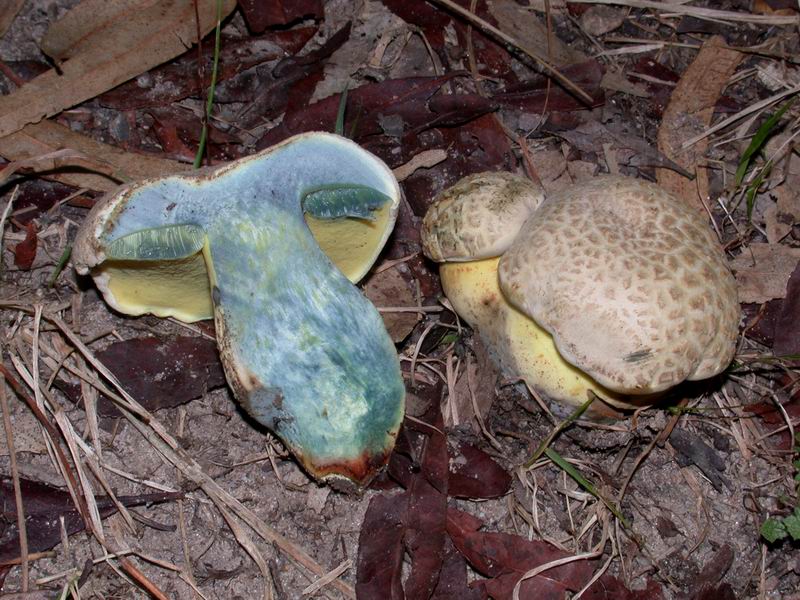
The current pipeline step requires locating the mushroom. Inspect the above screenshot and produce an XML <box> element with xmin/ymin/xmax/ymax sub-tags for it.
<box><xmin>74</xmin><ymin>132</ymin><xmax>405</xmax><ymax>488</ymax></box>
<box><xmin>422</xmin><ymin>172</ymin><xmax>739</xmax><ymax>418</ymax></box>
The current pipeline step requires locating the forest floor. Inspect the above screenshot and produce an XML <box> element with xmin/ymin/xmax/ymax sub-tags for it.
<box><xmin>0</xmin><ymin>1</ymin><xmax>799</xmax><ymax>599</ymax></box>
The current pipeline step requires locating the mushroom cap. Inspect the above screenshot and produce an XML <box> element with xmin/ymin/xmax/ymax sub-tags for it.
<box><xmin>498</xmin><ymin>175</ymin><xmax>739</xmax><ymax>394</ymax></box>
<box><xmin>73</xmin><ymin>132</ymin><xmax>405</xmax><ymax>487</ymax></box>
<box><xmin>421</xmin><ymin>171</ymin><xmax>544</xmax><ymax>262</ymax></box>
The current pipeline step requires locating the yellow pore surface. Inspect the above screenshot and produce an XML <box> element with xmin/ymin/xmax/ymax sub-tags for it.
<box><xmin>305</xmin><ymin>203</ymin><xmax>395</xmax><ymax>284</ymax></box>
<box><xmin>440</xmin><ymin>258</ymin><xmax>640</xmax><ymax>412</ymax></box>
<box><xmin>99</xmin><ymin>251</ymin><xmax>213</xmax><ymax>322</ymax></box>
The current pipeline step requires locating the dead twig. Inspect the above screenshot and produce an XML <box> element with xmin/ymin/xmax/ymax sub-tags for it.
<box><xmin>428</xmin><ymin>0</ymin><xmax>594</xmax><ymax>104</ymax></box>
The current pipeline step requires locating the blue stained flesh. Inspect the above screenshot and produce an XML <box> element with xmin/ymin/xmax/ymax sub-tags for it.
<box><xmin>97</xmin><ymin>134</ymin><xmax>404</xmax><ymax>475</ymax></box>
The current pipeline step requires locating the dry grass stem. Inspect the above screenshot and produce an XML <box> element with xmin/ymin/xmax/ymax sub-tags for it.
<box><xmin>569</xmin><ymin>0</ymin><xmax>799</xmax><ymax>25</ymax></box>
<box><xmin>428</xmin><ymin>0</ymin><xmax>594</xmax><ymax>103</ymax></box>
<box><xmin>682</xmin><ymin>83</ymin><xmax>800</xmax><ymax>149</ymax></box>
<box><xmin>300</xmin><ymin>559</ymin><xmax>352</xmax><ymax>597</ymax></box>
<box><xmin>2</xmin><ymin>303</ymin><xmax>357</xmax><ymax>598</ymax></box>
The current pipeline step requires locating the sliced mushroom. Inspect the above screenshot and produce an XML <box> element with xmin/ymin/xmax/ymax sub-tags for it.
<box><xmin>74</xmin><ymin>132</ymin><xmax>405</xmax><ymax>488</ymax></box>
<box><xmin>422</xmin><ymin>173</ymin><xmax>739</xmax><ymax>417</ymax></box>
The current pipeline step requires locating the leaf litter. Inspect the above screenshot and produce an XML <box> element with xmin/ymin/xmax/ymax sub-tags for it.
<box><xmin>0</xmin><ymin>0</ymin><xmax>799</xmax><ymax>598</ymax></box>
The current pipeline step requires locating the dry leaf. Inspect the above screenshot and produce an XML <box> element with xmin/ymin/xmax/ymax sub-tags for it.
<box><xmin>729</xmin><ymin>243</ymin><xmax>800</xmax><ymax>303</ymax></box>
<box><xmin>488</xmin><ymin>0</ymin><xmax>587</xmax><ymax>66</ymax></box>
<box><xmin>449</xmin><ymin>338</ymin><xmax>498</xmax><ymax>431</ymax></box>
<box><xmin>527</xmin><ymin>146</ymin><xmax>568</xmax><ymax>192</ymax></box>
<box><xmin>0</xmin><ymin>0</ymin><xmax>25</xmax><ymax>38</ymax></box>
<box><xmin>0</xmin><ymin>148</ymin><xmax>117</xmax><ymax>187</ymax></box>
<box><xmin>363</xmin><ymin>267</ymin><xmax>420</xmax><ymax>343</ymax></box>
<box><xmin>0</xmin><ymin>120</ymin><xmax>186</xmax><ymax>192</ymax></box>
<box><xmin>657</xmin><ymin>36</ymin><xmax>742</xmax><ymax>213</ymax></box>
<box><xmin>764</xmin><ymin>187</ymin><xmax>795</xmax><ymax>244</ymax></box>
<box><xmin>579</xmin><ymin>6</ymin><xmax>626</xmax><ymax>36</ymax></box>
<box><xmin>0</xmin><ymin>0</ymin><xmax>237</xmax><ymax>138</ymax></box>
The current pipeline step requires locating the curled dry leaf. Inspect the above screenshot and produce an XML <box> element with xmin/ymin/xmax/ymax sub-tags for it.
<box><xmin>0</xmin><ymin>121</ymin><xmax>186</xmax><ymax>192</ymax></box>
<box><xmin>656</xmin><ymin>36</ymin><xmax>743</xmax><ymax>213</ymax></box>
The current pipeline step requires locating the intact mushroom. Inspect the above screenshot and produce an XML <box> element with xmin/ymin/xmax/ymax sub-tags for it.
<box><xmin>422</xmin><ymin>173</ymin><xmax>739</xmax><ymax>418</ymax></box>
<box><xmin>74</xmin><ymin>132</ymin><xmax>405</xmax><ymax>488</ymax></box>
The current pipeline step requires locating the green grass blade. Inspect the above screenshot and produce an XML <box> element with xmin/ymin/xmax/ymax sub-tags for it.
<box><xmin>48</xmin><ymin>244</ymin><xmax>72</xmax><ymax>287</ymax></box>
<box><xmin>735</xmin><ymin>96</ymin><xmax>796</xmax><ymax>188</ymax></box>
<box><xmin>523</xmin><ymin>394</ymin><xmax>594</xmax><ymax>468</ymax></box>
<box><xmin>545</xmin><ymin>447</ymin><xmax>631</xmax><ymax>529</ymax></box>
<box><xmin>335</xmin><ymin>84</ymin><xmax>348</xmax><ymax>136</ymax></box>
<box><xmin>193</xmin><ymin>0</ymin><xmax>224</xmax><ymax>169</ymax></box>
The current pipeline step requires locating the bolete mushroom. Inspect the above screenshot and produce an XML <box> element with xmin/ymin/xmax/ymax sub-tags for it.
<box><xmin>422</xmin><ymin>172</ymin><xmax>739</xmax><ymax>418</ymax></box>
<box><xmin>74</xmin><ymin>132</ymin><xmax>405</xmax><ymax>488</ymax></box>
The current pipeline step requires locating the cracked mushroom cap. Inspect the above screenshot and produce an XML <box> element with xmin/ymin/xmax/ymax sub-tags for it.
<box><xmin>422</xmin><ymin>172</ymin><xmax>545</xmax><ymax>262</ymax></box>
<box><xmin>498</xmin><ymin>175</ymin><xmax>740</xmax><ymax>394</ymax></box>
<box><xmin>73</xmin><ymin>132</ymin><xmax>405</xmax><ymax>488</ymax></box>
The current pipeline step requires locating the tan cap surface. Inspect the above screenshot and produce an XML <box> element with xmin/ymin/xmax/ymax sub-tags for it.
<box><xmin>421</xmin><ymin>171</ymin><xmax>544</xmax><ymax>262</ymax></box>
<box><xmin>498</xmin><ymin>175</ymin><xmax>739</xmax><ymax>394</ymax></box>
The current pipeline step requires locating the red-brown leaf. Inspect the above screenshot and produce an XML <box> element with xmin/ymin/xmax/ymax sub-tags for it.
<box><xmin>13</xmin><ymin>221</ymin><xmax>37</xmax><ymax>269</ymax></box>
<box><xmin>449</xmin><ymin>441</ymin><xmax>511</xmax><ymax>500</ymax></box>
<box><xmin>59</xmin><ymin>336</ymin><xmax>226</xmax><ymax>417</ymax></box>
<box><xmin>256</xmin><ymin>73</ymin><xmax>464</xmax><ymax>148</ymax></box>
<box><xmin>0</xmin><ymin>477</ymin><xmax>180</xmax><ymax>565</ymax></box>
<box><xmin>404</xmin><ymin>403</ymin><xmax>448</xmax><ymax>598</ymax></box>
<box><xmin>98</xmin><ymin>29</ymin><xmax>316</xmax><ymax>110</ymax></box>
<box><xmin>492</xmin><ymin>60</ymin><xmax>605</xmax><ymax>113</ymax></box>
<box><xmin>239</xmin><ymin>0</ymin><xmax>323</xmax><ymax>32</ymax></box>
<box><xmin>356</xmin><ymin>492</ymin><xmax>407</xmax><ymax>600</ymax></box>
<box><xmin>772</xmin><ymin>260</ymin><xmax>800</xmax><ymax>356</ymax></box>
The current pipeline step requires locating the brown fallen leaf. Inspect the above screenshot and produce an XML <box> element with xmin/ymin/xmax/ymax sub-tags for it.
<box><xmin>0</xmin><ymin>0</ymin><xmax>237</xmax><ymax>138</ymax></box>
<box><xmin>0</xmin><ymin>148</ymin><xmax>117</xmax><ymax>187</ymax></box>
<box><xmin>12</xmin><ymin>222</ymin><xmax>37</xmax><ymax>270</ymax></box>
<box><xmin>363</xmin><ymin>267</ymin><xmax>419</xmax><ymax>343</ymax></box>
<box><xmin>579</xmin><ymin>5</ymin><xmax>626</xmax><ymax>36</ymax></box>
<box><xmin>355</xmin><ymin>492</ymin><xmax>406</xmax><ymax>600</ymax></box>
<box><xmin>729</xmin><ymin>242</ymin><xmax>800</xmax><ymax>303</ymax></box>
<box><xmin>98</xmin><ymin>28</ymin><xmax>316</xmax><ymax>111</ymax></box>
<box><xmin>238</xmin><ymin>0</ymin><xmax>323</xmax><ymax>32</ymax></box>
<box><xmin>772</xmin><ymin>260</ymin><xmax>800</xmax><ymax>356</ymax></box>
<box><xmin>0</xmin><ymin>120</ymin><xmax>186</xmax><ymax>192</ymax></box>
<box><xmin>488</xmin><ymin>0</ymin><xmax>587</xmax><ymax>65</ymax></box>
<box><xmin>448</xmin><ymin>338</ymin><xmax>498</xmax><ymax>431</ymax></box>
<box><xmin>57</xmin><ymin>336</ymin><xmax>226</xmax><ymax>418</ymax></box>
<box><xmin>0</xmin><ymin>0</ymin><xmax>25</xmax><ymax>38</ymax></box>
<box><xmin>656</xmin><ymin>36</ymin><xmax>743</xmax><ymax>213</ymax></box>
<box><xmin>0</xmin><ymin>477</ymin><xmax>181</xmax><ymax>566</ymax></box>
